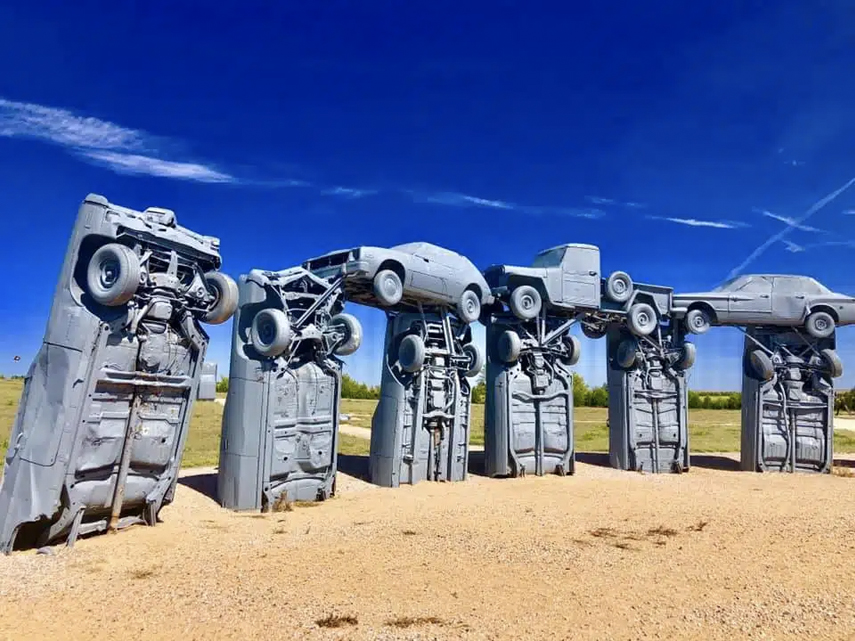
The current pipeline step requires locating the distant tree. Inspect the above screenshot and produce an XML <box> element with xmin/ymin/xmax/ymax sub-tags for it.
<box><xmin>688</xmin><ymin>391</ymin><xmax>701</xmax><ymax>409</ymax></box>
<box><xmin>341</xmin><ymin>374</ymin><xmax>381</xmax><ymax>399</ymax></box>
<box><xmin>573</xmin><ymin>373</ymin><xmax>590</xmax><ymax>407</ymax></box>
<box><xmin>588</xmin><ymin>384</ymin><xmax>609</xmax><ymax>407</ymax></box>
<box><xmin>471</xmin><ymin>381</ymin><xmax>487</xmax><ymax>404</ymax></box>
<box><xmin>216</xmin><ymin>377</ymin><xmax>229</xmax><ymax>393</ymax></box>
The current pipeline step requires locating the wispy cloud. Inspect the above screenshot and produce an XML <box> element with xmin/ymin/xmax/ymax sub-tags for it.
<box><xmin>782</xmin><ymin>240</ymin><xmax>804</xmax><ymax>253</ymax></box>
<box><xmin>648</xmin><ymin>216</ymin><xmax>744</xmax><ymax>229</ymax></box>
<box><xmin>320</xmin><ymin>186</ymin><xmax>378</xmax><ymax>199</ymax></box>
<box><xmin>724</xmin><ymin>176</ymin><xmax>855</xmax><ymax>281</ymax></box>
<box><xmin>0</xmin><ymin>96</ymin><xmax>231</xmax><ymax>183</ymax></box>
<box><xmin>585</xmin><ymin>195</ymin><xmax>647</xmax><ymax>209</ymax></box>
<box><xmin>411</xmin><ymin>190</ymin><xmax>604</xmax><ymax>218</ymax></box>
<box><xmin>843</xmin><ymin>209</ymin><xmax>855</xmax><ymax>215</ymax></box>
<box><xmin>0</xmin><ymin>98</ymin><xmax>148</xmax><ymax>150</ymax></box>
<box><xmin>585</xmin><ymin>195</ymin><xmax>616</xmax><ymax>205</ymax></box>
<box><xmin>756</xmin><ymin>208</ymin><xmax>824</xmax><ymax>232</ymax></box>
<box><xmin>81</xmin><ymin>151</ymin><xmax>234</xmax><ymax>183</ymax></box>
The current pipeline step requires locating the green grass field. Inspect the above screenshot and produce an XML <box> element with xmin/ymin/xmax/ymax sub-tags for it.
<box><xmin>2</xmin><ymin>378</ymin><xmax>854</xmax><ymax>470</ymax></box>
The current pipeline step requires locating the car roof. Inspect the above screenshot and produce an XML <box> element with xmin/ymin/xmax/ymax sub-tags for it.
<box><xmin>535</xmin><ymin>243</ymin><xmax>599</xmax><ymax>255</ymax></box>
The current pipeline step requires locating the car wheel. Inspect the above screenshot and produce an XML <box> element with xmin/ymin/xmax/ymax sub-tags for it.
<box><xmin>373</xmin><ymin>269</ymin><xmax>404</xmax><ymax>306</ymax></box>
<box><xmin>563</xmin><ymin>335</ymin><xmax>581</xmax><ymax>366</ymax></box>
<box><xmin>87</xmin><ymin>243</ymin><xmax>141</xmax><ymax>306</ymax></box>
<box><xmin>615</xmin><ymin>338</ymin><xmax>639</xmax><ymax>369</ymax></box>
<box><xmin>674</xmin><ymin>342</ymin><xmax>696</xmax><ymax>370</ymax></box>
<box><xmin>581</xmin><ymin>322</ymin><xmax>607</xmax><ymax>340</ymax></box>
<box><xmin>748</xmin><ymin>349</ymin><xmax>775</xmax><ymax>382</ymax></box>
<box><xmin>497</xmin><ymin>329</ymin><xmax>521</xmax><ymax>364</ymax></box>
<box><xmin>398</xmin><ymin>334</ymin><xmax>426</xmax><ymax>373</ymax></box>
<box><xmin>329</xmin><ymin>313</ymin><xmax>363</xmax><ymax>356</ymax></box>
<box><xmin>627</xmin><ymin>302</ymin><xmax>657</xmax><ymax>336</ymax></box>
<box><xmin>685</xmin><ymin>307</ymin><xmax>712</xmax><ymax>335</ymax></box>
<box><xmin>805</xmin><ymin>310</ymin><xmax>835</xmax><ymax>339</ymax></box>
<box><xmin>820</xmin><ymin>348</ymin><xmax>843</xmax><ymax>378</ymax></box>
<box><xmin>202</xmin><ymin>272</ymin><xmax>239</xmax><ymax>324</ymax></box>
<box><xmin>605</xmin><ymin>271</ymin><xmax>633</xmax><ymax>304</ymax></box>
<box><xmin>457</xmin><ymin>289</ymin><xmax>481</xmax><ymax>324</ymax></box>
<box><xmin>462</xmin><ymin>342</ymin><xmax>484</xmax><ymax>377</ymax></box>
<box><xmin>251</xmin><ymin>308</ymin><xmax>293</xmax><ymax>358</ymax></box>
<box><xmin>509</xmin><ymin>285</ymin><xmax>542</xmax><ymax>320</ymax></box>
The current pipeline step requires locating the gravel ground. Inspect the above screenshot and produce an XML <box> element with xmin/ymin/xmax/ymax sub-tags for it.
<box><xmin>1</xmin><ymin>455</ymin><xmax>855</xmax><ymax>641</ymax></box>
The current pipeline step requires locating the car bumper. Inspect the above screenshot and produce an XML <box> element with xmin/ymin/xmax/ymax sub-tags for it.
<box><xmin>310</xmin><ymin>259</ymin><xmax>372</xmax><ymax>280</ymax></box>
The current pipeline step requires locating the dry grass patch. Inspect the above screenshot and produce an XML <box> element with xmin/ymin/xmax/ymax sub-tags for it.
<box><xmin>386</xmin><ymin>616</ymin><xmax>446</xmax><ymax>628</ymax></box>
<box><xmin>315</xmin><ymin>614</ymin><xmax>358</xmax><ymax>629</ymax></box>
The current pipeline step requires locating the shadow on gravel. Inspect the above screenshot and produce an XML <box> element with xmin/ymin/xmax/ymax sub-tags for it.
<box><xmin>575</xmin><ymin>452</ymin><xmax>610</xmax><ymax>468</ymax></box>
<box><xmin>338</xmin><ymin>454</ymin><xmax>370</xmax><ymax>480</ymax></box>
<box><xmin>467</xmin><ymin>450</ymin><xmax>487</xmax><ymax>476</ymax></box>
<box><xmin>178</xmin><ymin>472</ymin><xmax>219</xmax><ymax>501</ymax></box>
<box><xmin>690</xmin><ymin>455</ymin><xmax>741</xmax><ymax>471</ymax></box>
<box><xmin>833</xmin><ymin>458</ymin><xmax>855</xmax><ymax>469</ymax></box>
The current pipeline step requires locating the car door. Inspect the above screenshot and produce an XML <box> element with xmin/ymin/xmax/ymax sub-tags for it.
<box><xmin>727</xmin><ymin>276</ymin><xmax>773</xmax><ymax>321</ymax></box>
<box><xmin>408</xmin><ymin>251</ymin><xmax>450</xmax><ymax>300</ymax></box>
<box><xmin>771</xmin><ymin>277</ymin><xmax>810</xmax><ymax>323</ymax></box>
<box><xmin>561</xmin><ymin>246</ymin><xmax>601</xmax><ymax>308</ymax></box>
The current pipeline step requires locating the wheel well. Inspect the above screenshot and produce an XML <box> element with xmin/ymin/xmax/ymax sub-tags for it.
<box><xmin>377</xmin><ymin>259</ymin><xmax>405</xmax><ymax>282</ymax></box>
<box><xmin>809</xmin><ymin>305</ymin><xmax>839</xmax><ymax>322</ymax></box>
<box><xmin>464</xmin><ymin>283</ymin><xmax>482</xmax><ymax>299</ymax></box>
<box><xmin>687</xmin><ymin>301</ymin><xmax>717</xmax><ymax>323</ymax></box>
<box><xmin>633</xmin><ymin>293</ymin><xmax>659</xmax><ymax>315</ymax></box>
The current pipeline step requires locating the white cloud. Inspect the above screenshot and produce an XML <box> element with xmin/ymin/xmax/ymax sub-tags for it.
<box><xmin>81</xmin><ymin>151</ymin><xmax>234</xmax><ymax>183</ymax></box>
<box><xmin>0</xmin><ymin>96</ymin><xmax>234</xmax><ymax>184</ymax></box>
<box><xmin>782</xmin><ymin>240</ymin><xmax>804</xmax><ymax>253</ymax></box>
<box><xmin>415</xmin><ymin>190</ymin><xmax>604</xmax><ymax>218</ymax></box>
<box><xmin>0</xmin><ymin>98</ymin><xmax>147</xmax><ymax>150</ymax></box>
<box><xmin>650</xmin><ymin>216</ymin><xmax>741</xmax><ymax>229</ymax></box>
<box><xmin>759</xmin><ymin>209</ymin><xmax>824</xmax><ymax>232</ymax></box>
<box><xmin>843</xmin><ymin>209</ymin><xmax>855</xmax><ymax>215</ymax></box>
<box><xmin>585</xmin><ymin>195</ymin><xmax>616</xmax><ymax>205</ymax></box>
<box><xmin>724</xmin><ymin>176</ymin><xmax>855</xmax><ymax>281</ymax></box>
<box><xmin>321</xmin><ymin>186</ymin><xmax>377</xmax><ymax>199</ymax></box>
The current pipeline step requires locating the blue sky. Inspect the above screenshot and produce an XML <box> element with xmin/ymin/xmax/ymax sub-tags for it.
<box><xmin>2</xmin><ymin>0</ymin><xmax>855</xmax><ymax>390</ymax></box>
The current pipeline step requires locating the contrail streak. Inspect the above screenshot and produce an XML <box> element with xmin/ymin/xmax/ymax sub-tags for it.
<box><xmin>723</xmin><ymin>176</ymin><xmax>855</xmax><ymax>283</ymax></box>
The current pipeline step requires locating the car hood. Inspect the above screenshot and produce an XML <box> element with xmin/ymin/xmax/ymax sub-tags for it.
<box><xmin>483</xmin><ymin>264</ymin><xmax>547</xmax><ymax>285</ymax></box>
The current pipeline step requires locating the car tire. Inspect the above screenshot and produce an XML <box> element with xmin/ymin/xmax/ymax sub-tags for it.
<box><xmin>685</xmin><ymin>307</ymin><xmax>712</xmax><ymax>335</ymax></box>
<box><xmin>820</xmin><ymin>348</ymin><xmax>843</xmax><ymax>378</ymax></box>
<box><xmin>805</xmin><ymin>310</ymin><xmax>835</xmax><ymax>339</ymax></box>
<box><xmin>627</xmin><ymin>302</ymin><xmax>657</xmax><ymax>336</ymax></box>
<box><xmin>463</xmin><ymin>342</ymin><xmax>484</xmax><ymax>378</ymax></box>
<box><xmin>615</xmin><ymin>338</ymin><xmax>639</xmax><ymax>369</ymax></box>
<box><xmin>581</xmin><ymin>322</ymin><xmax>607</xmax><ymax>340</ymax></box>
<box><xmin>749</xmin><ymin>349</ymin><xmax>775</xmax><ymax>382</ymax></box>
<box><xmin>330</xmin><ymin>313</ymin><xmax>363</xmax><ymax>356</ymax></box>
<box><xmin>398</xmin><ymin>334</ymin><xmax>426</xmax><ymax>373</ymax></box>
<box><xmin>605</xmin><ymin>271</ymin><xmax>633</xmax><ymax>304</ymax></box>
<box><xmin>87</xmin><ymin>243</ymin><xmax>141</xmax><ymax>306</ymax></box>
<box><xmin>457</xmin><ymin>289</ymin><xmax>481</xmax><ymax>324</ymax></box>
<box><xmin>252</xmin><ymin>308</ymin><xmax>293</xmax><ymax>358</ymax></box>
<box><xmin>202</xmin><ymin>272</ymin><xmax>239</xmax><ymax>324</ymax></box>
<box><xmin>564</xmin><ymin>335</ymin><xmax>581</xmax><ymax>366</ymax></box>
<box><xmin>373</xmin><ymin>269</ymin><xmax>404</xmax><ymax>306</ymax></box>
<box><xmin>674</xmin><ymin>342</ymin><xmax>696</xmax><ymax>370</ymax></box>
<box><xmin>497</xmin><ymin>329</ymin><xmax>521</xmax><ymax>364</ymax></box>
<box><xmin>509</xmin><ymin>285</ymin><xmax>542</xmax><ymax>320</ymax></box>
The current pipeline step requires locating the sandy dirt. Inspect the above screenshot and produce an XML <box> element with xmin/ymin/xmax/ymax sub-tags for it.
<box><xmin>1</xmin><ymin>455</ymin><xmax>855</xmax><ymax>641</ymax></box>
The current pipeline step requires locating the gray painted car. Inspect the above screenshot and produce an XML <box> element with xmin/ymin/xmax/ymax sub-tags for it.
<box><xmin>483</xmin><ymin>243</ymin><xmax>673</xmax><ymax>337</ymax></box>
<box><xmin>672</xmin><ymin>274</ymin><xmax>855</xmax><ymax>338</ymax></box>
<box><xmin>302</xmin><ymin>242</ymin><xmax>493</xmax><ymax>323</ymax></box>
<box><xmin>0</xmin><ymin>193</ymin><xmax>237</xmax><ymax>553</ymax></box>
